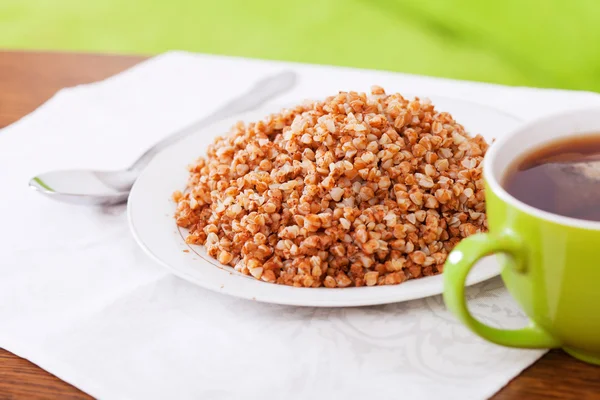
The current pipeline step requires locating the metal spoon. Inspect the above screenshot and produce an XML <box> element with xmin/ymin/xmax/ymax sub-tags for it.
<box><xmin>29</xmin><ymin>70</ymin><xmax>297</xmax><ymax>206</ymax></box>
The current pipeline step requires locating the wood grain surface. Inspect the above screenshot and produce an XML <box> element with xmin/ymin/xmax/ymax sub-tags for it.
<box><xmin>1</xmin><ymin>50</ymin><xmax>599</xmax><ymax>400</ymax></box>
<box><xmin>0</xmin><ymin>51</ymin><xmax>143</xmax><ymax>129</ymax></box>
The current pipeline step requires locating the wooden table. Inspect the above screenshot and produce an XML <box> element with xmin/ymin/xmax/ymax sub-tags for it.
<box><xmin>1</xmin><ymin>51</ymin><xmax>599</xmax><ymax>399</ymax></box>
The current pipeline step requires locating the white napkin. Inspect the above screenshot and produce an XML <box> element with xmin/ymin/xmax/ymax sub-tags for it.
<box><xmin>2</xmin><ymin>51</ymin><xmax>599</xmax><ymax>400</ymax></box>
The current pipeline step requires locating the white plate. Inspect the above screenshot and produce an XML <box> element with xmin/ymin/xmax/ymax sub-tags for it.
<box><xmin>128</xmin><ymin>95</ymin><xmax>521</xmax><ymax>307</ymax></box>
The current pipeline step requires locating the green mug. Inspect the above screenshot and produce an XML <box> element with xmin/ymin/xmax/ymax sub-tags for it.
<box><xmin>443</xmin><ymin>108</ymin><xmax>600</xmax><ymax>365</ymax></box>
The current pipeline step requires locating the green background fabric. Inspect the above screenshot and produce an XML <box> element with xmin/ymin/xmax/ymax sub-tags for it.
<box><xmin>2</xmin><ymin>0</ymin><xmax>599</xmax><ymax>91</ymax></box>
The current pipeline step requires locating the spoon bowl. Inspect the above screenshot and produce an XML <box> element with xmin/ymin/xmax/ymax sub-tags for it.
<box><xmin>29</xmin><ymin>169</ymin><xmax>136</xmax><ymax>205</ymax></box>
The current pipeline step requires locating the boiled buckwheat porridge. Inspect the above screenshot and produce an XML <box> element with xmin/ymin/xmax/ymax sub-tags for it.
<box><xmin>173</xmin><ymin>87</ymin><xmax>488</xmax><ymax>288</ymax></box>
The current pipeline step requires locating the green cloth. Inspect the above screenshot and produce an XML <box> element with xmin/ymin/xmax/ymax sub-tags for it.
<box><xmin>2</xmin><ymin>0</ymin><xmax>599</xmax><ymax>91</ymax></box>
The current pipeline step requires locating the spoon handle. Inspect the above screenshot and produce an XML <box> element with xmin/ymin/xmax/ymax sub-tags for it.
<box><xmin>128</xmin><ymin>70</ymin><xmax>297</xmax><ymax>173</ymax></box>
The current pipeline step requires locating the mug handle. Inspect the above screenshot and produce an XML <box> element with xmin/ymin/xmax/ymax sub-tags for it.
<box><xmin>443</xmin><ymin>233</ymin><xmax>561</xmax><ymax>348</ymax></box>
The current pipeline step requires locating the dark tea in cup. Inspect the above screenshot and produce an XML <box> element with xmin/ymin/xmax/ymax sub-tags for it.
<box><xmin>503</xmin><ymin>134</ymin><xmax>600</xmax><ymax>221</ymax></box>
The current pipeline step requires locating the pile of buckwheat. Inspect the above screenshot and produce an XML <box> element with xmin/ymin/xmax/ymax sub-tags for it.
<box><xmin>173</xmin><ymin>86</ymin><xmax>489</xmax><ymax>288</ymax></box>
